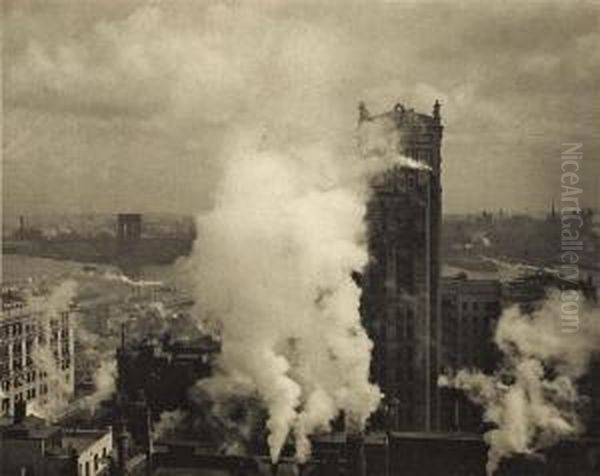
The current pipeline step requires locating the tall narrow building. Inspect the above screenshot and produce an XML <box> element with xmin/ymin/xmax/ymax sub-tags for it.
<box><xmin>359</xmin><ymin>101</ymin><xmax>443</xmax><ymax>431</ymax></box>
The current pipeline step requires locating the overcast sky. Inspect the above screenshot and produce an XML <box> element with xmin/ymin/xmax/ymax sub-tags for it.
<box><xmin>3</xmin><ymin>0</ymin><xmax>599</xmax><ymax>218</ymax></box>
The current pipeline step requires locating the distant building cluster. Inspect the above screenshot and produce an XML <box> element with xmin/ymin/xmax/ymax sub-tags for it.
<box><xmin>4</xmin><ymin>213</ymin><xmax>195</xmax><ymax>242</ymax></box>
<box><xmin>2</xmin><ymin>213</ymin><xmax>196</xmax><ymax>267</ymax></box>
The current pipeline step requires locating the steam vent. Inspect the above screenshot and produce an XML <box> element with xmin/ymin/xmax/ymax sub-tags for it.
<box><xmin>358</xmin><ymin>101</ymin><xmax>443</xmax><ymax>431</ymax></box>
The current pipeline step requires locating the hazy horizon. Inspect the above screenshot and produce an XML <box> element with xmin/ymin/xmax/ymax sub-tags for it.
<box><xmin>3</xmin><ymin>0</ymin><xmax>599</xmax><ymax>216</ymax></box>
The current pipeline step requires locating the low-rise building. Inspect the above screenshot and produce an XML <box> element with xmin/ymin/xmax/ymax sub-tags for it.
<box><xmin>63</xmin><ymin>428</ymin><xmax>113</xmax><ymax>476</ymax></box>
<box><xmin>439</xmin><ymin>276</ymin><xmax>502</xmax><ymax>432</ymax></box>
<box><xmin>0</xmin><ymin>402</ymin><xmax>113</xmax><ymax>476</ymax></box>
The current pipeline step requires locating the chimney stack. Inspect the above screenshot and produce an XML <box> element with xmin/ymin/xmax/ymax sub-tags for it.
<box><xmin>358</xmin><ymin>102</ymin><xmax>370</xmax><ymax>123</ymax></box>
<box><xmin>120</xmin><ymin>322</ymin><xmax>127</xmax><ymax>350</ymax></box>
<box><xmin>116</xmin><ymin>418</ymin><xmax>131</xmax><ymax>476</ymax></box>
<box><xmin>433</xmin><ymin>99</ymin><xmax>441</xmax><ymax>123</ymax></box>
<box><xmin>346</xmin><ymin>432</ymin><xmax>366</xmax><ymax>476</ymax></box>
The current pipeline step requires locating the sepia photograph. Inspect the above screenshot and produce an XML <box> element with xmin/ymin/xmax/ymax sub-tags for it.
<box><xmin>1</xmin><ymin>1</ymin><xmax>599</xmax><ymax>475</ymax></box>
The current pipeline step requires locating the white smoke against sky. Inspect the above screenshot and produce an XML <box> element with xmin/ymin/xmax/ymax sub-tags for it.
<box><xmin>357</xmin><ymin>112</ymin><xmax>432</xmax><ymax>171</ymax></box>
<box><xmin>440</xmin><ymin>292</ymin><xmax>600</xmax><ymax>475</ymax></box>
<box><xmin>188</xmin><ymin>134</ymin><xmax>391</xmax><ymax>463</ymax></box>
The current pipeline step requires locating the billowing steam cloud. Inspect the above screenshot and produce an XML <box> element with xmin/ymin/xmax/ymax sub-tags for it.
<box><xmin>440</xmin><ymin>292</ymin><xmax>600</xmax><ymax>475</ymax></box>
<box><xmin>188</xmin><ymin>135</ymin><xmax>388</xmax><ymax>462</ymax></box>
<box><xmin>136</xmin><ymin>1</ymin><xmax>441</xmax><ymax>462</ymax></box>
<box><xmin>186</xmin><ymin>98</ymin><xmax>432</xmax><ymax>459</ymax></box>
<box><xmin>74</xmin><ymin>320</ymin><xmax>118</xmax><ymax>413</ymax></box>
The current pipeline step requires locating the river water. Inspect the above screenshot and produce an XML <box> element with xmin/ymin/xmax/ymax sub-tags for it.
<box><xmin>0</xmin><ymin>254</ymin><xmax>189</xmax><ymax>290</ymax></box>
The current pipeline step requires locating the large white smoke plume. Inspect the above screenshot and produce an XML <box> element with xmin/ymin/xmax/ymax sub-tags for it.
<box><xmin>440</xmin><ymin>292</ymin><xmax>600</xmax><ymax>475</ymax></box>
<box><xmin>177</xmin><ymin>0</ymin><xmax>450</xmax><ymax>461</ymax></box>
<box><xmin>181</xmin><ymin>5</ymin><xmax>435</xmax><ymax>461</ymax></box>
<box><xmin>169</xmin><ymin>0</ymin><xmax>414</xmax><ymax>461</ymax></box>
<box><xmin>189</xmin><ymin>135</ymin><xmax>391</xmax><ymax>462</ymax></box>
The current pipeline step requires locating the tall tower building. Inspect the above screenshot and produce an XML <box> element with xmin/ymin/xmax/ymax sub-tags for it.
<box><xmin>359</xmin><ymin>101</ymin><xmax>443</xmax><ymax>431</ymax></box>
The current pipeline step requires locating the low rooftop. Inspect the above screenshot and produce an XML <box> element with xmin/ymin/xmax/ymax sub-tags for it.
<box><xmin>63</xmin><ymin>427</ymin><xmax>112</xmax><ymax>453</ymax></box>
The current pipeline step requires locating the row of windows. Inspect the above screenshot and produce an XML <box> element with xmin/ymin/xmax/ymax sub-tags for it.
<box><xmin>2</xmin><ymin>383</ymin><xmax>48</xmax><ymax>406</ymax></box>
<box><xmin>1</xmin><ymin>314</ymin><xmax>70</xmax><ymax>338</ymax></box>
<box><xmin>1</xmin><ymin>327</ymin><xmax>71</xmax><ymax>344</ymax></box>
<box><xmin>1</xmin><ymin>360</ymin><xmax>70</xmax><ymax>389</ymax></box>
<box><xmin>460</xmin><ymin>300</ymin><xmax>499</xmax><ymax>312</ymax></box>
<box><xmin>0</xmin><ymin>322</ymin><xmax>36</xmax><ymax>339</ymax></box>
<box><xmin>404</xmin><ymin>147</ymin><xmax>433</xmax><ymax>164</ymax></box>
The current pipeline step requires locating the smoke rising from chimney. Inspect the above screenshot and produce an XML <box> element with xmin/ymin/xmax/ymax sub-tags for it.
<box><xmin>183</xmin><ymin>83</ymin><xmax>436</xmax><ymax>462</ymax></box>
<box><xmin>440</xmin><ymin>292</ymin><xmax>600</xmax><ymax>475</ymax></box>
<box><xmin>187</xmin><ymin>135</ymin><xmax>389</xmax><ymax>462</ymax></box>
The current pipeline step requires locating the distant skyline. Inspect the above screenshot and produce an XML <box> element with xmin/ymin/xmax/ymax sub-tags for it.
<box><xmin>3</xmin><ymin>0</ymin><xmax>599</xmax><ymax>216</ymax></box>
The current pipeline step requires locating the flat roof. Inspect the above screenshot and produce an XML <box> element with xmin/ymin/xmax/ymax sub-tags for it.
<box><xmin>63</xmin><ymin>428</ymin><xmax>111</xmax><ymax>453</ymax></box>
<box><xmin>313</xmin><ymin>431</ymin><xmax>483</xmax><ymax>445</ymax></box>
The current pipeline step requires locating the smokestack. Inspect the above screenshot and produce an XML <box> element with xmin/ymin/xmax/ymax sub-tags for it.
<box><xmin>143</xmin><ymin>401</ymin><xmax>154</xmax><ymax>476</ymax></box>
<box><xmin>269</xmin><ymin>461</ymin><xmax>279</xmax><ymax>476</ymax></box>
<box><xmin>383</xmin><ymin>431</ymin><xmax>390</xmax><ymax>476</ymax></box>
<box><xmin>358</xmin><ymin>101</ymin><xmax>370</xmax><ymax>123</ymax></box>
<box><xmin>116</xmin><ymin>419</ymin><xmax>130</xmax><ymax>476</ymax></box>
<box><xmin>14</xmin><ymin>400</ymin><xmax>27</xmax><ymax>425</ymax></box>
<box><xmin>120</xmin><ymin>322</ymin><xmax>127</xmax><ymax>349</ymax></box>
<box><xmin>346</xmin><ymin>432</ymin><xmax>366</xmax><ymax>476</ymax></box>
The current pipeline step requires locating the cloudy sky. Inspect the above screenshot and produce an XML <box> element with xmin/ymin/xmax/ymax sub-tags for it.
<box><xmin>3</xmin><ymin>0</ymin><xmax>599</xmax><ymax>218</ymax></box>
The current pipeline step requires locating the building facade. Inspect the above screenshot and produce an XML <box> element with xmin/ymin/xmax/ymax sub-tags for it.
<box><xmin>116</xmin><ymin>332</ymin><xmax>217</xmax><ymax>443</ymax></box>
<box><xmin>359</xmin><ymin>101</ymin><xmax>443</xmax><ymax>431</ymax></box>
<box><xmin>1</xmin><ymin>287</ymin><xmax>75</xmax><ymax>418</ymax></box>
<box><xmin>439</xmin><ymin>276</ymin><xmax>502</xmax><ymax>432</ymax></box>
<box><xmin>63</xmin><ymin>427</ymin><xmax>114</xmax><ymax>476</ymax></box>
